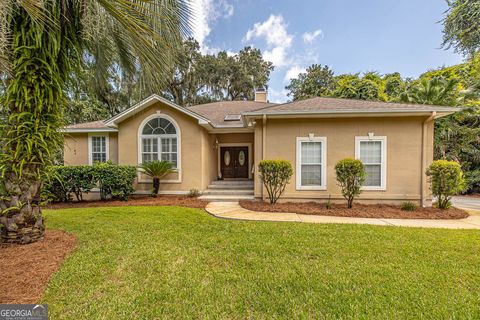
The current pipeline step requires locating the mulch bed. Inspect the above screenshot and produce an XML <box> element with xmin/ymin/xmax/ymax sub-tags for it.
<box><xmin>240</xmin><ymin>201</ymin><xmax>469</xmax><ymax>220</ymax></box>
<box><xmin>44</xmin><ymin>195</ymin><xmax>208</xmax><ymax>210</ymax></box>
<box><xmin>0</xmin><ymin>230</ymin><xmax>77</xmax><ymax>304</ymax></box>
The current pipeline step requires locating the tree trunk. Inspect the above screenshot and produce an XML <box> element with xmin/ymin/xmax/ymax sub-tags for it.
<box><xmin>0</xmin><ymin>7</ymin><xmax>64</xmax><ymax>244</ymax></box>
<box><xmin>347</xmin><ymin>196</ymin><xmax>354</xmax><ymax>208</ymax></box>
<box><xmin>0</xmin><ymin>168</ymin><xmax>45</xmax><ymax>244</ymax></box>
<box><xmin>152</xmin><ymin>178</ymin><xmax>160</xmax><ymax>197</ymax></box>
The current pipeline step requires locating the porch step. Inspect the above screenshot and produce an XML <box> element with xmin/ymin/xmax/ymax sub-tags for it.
<box><xmin>207</xmin><ymin>184</ymin><xmax>254</xmax><ymax>190</ymax></box>
<box><xmin>202</xmin><ymin>189</ymin><xmax>254</xmax><ymax>196</ymax></box>
<box><xmin>200</xmin><ymin>179</ymin><xmax>255</xmax><ymax>201</ymax></box>
<box><xmin>199</xmin><ymin>194</ymin><xmax>255</xmax><ymax>201</ymax></box>
<box><xmin>210</xmin><ymin>180</ymin><xmax>254</xmax><ymax>186</ymax></box>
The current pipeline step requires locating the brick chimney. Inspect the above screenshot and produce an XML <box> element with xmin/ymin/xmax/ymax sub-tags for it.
<box><xmin>254</xmin><ymin>88</ymin><xmax>268</xmax><ymax>103</ymax></box>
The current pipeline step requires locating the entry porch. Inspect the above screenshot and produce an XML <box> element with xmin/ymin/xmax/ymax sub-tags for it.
<box><xmin>199</xmin><ymin>133</ymin><xmax>255</xmax><ymax>201</ymax></box>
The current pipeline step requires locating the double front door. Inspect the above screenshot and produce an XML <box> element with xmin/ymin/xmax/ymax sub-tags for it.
<box><xmin>220</xmin><ymin>147</ymin><xmax>249</xmax><ymax>179</ymax></box>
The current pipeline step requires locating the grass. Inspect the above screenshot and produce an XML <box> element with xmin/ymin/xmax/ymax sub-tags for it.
<box><xmin>42</xmin><ymin>206</ymin><xmax>480</xmax><ymax>319</ymax></box>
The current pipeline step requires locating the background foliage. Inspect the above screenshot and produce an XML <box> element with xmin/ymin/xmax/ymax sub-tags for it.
<box><xmin>60</xmin><ymin>38</ymin><xmax>274</xmax><ymax>123</ymax></box>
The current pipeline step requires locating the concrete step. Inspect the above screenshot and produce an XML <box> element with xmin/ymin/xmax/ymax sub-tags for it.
<box><xmin>199</xmin><ymin>194</ymin><xmax>255</xmax><ymax>201</ymax></box>
<box><xmin>210</xmin><ymin>180</ymin><xmax>254</xmax><ymax>186</ymax></box>
<box><xmin>207</xmin><ymin>184</ymin><xmax>254</xmax><ymax>190</ymax></box>
<box><xmin>202</xmin><ymin>189</ymin><xmax>254</xmax><ymax>195</ymax></box>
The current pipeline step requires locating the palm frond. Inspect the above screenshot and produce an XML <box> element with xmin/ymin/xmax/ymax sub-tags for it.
<box><xmin>85</xmin><ymin>0</ymin><xmax>191</xmax><ymax>91</ymax></box>
<box><xmin>140</xmin><ymin>160</ymin><xmax>174</xmax><ymax>179</ymax></box>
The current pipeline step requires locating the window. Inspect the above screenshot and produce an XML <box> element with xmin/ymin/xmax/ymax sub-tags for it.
<box><xmin>296</xmin><ymin>137</ymin><xmax>327</xmax><ymax>190</ymax></box>
<box><xmin>89</xmin><ymin>135</ymin><xmax>108</xmax><ymax>164</ymax></box>
<box><xmin>140</xmin><ymin>116</ymin><xmax>178</xmax><ymax>168</ymax></box>
<box><xmin>355</xmin><ymin>136</ymin><xmax>387</xmax><ymax>190</ymax></box>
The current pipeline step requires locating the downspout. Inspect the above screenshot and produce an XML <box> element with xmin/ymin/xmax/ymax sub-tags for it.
<box><xmin>262</xmin><ymin>114</ymin><xmax>267</xmax><ymax>201</ymax></box>
<box><xmin>421</xmin><ymin>111</ymin><xmax>436</xmax><ymax>207</ymax></box>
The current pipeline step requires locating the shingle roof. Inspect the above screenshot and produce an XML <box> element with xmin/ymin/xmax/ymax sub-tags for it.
<box><xmin>187</xmin><ymin>100</ymin><xmax>275</xmax><ymax>127</ymax></box>
<box><xmin>64</xmin><ymin>97</ymin><xmax>460</xmax><ymax>132</ymax></box>
<box><xmin>65</xmin><ymin>120</ymin><xmax>108</xmax><ymax>129</ymax></box>
<box><xmin>64</xmin><ymin>120</ymin><xmax>117</xmax><ymax>132</ymax></box>
<box><xmin>244</xmin><ymin>97</ymin><xmax>458</xmax><ymax>115</ymax></box>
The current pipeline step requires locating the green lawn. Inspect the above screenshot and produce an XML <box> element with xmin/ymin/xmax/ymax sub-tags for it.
<box><xmin>42</xmin><ymin>206</ymin><xmax>480</xmax><ymax>319</ymax></box>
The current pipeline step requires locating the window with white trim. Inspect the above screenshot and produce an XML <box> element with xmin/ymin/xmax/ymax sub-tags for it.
<box><xmin>140</xmin><ymin>117</ymin><xmax>178</xmax><ymax>168</ymax></box>
<box><xmin>90</xmin><ymin>136</ymin><xmax>107</xmax><ymax>163</ymax></box>
<box><xmin>296</xmin><ymin>137</ymin><xmax>327</xmax><ymax>190</ymax></box>
<box><xmin>355</xmin><ymin>136</ymin><xmax>386</xmax><ymax>190</ymax></box>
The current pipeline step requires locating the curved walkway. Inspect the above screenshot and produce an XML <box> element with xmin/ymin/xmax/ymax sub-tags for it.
<box><xmin>205</xmin><ymin>202</ymin><xmax>480</xmax><ymax>230</ymax></box>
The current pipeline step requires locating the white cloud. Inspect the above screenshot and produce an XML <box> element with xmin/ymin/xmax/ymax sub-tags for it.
<box><xmin>284</xmin><ymin>65</ymin><xmax>306</xmax><ymax>82</ymax></box>
<box><xmin>302</xmin><ymin>29</ymin><xmax>323</xmax><ymax>44</ymax></box>
<box><xmin>244</xmin><ymin>15</ymin><xmax>293</xmax><ymax>67</ymax></box>
<box><xmin>218</xmin><ymin>0</ymin><xmax>234</xmax><ymax>19</ymax></box>
<box><xmin>268</xmin><ymin>88</ymin><xmax>290</xmax><ymax>103</ymax></box>
<box><xmin>263</xmin><ymin>47</ymin><xmax>290</xmax><ymax>68</ymax></box>
<box><xmin>191</xmin><ymin>0</ymin><xmax>234</xmax><ymax>53</ymax></box>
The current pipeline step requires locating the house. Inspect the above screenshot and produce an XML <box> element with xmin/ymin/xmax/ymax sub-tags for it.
<box><xmin>63</xmin><ymin>91</ymin><xmax>458</xmax><ymax>206</ymax></box>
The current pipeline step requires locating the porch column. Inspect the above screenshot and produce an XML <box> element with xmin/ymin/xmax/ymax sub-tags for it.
<box><xmin>262</xmin><ymin>114</ymin><xmax>267</xmax><ymax>201</ymax></box>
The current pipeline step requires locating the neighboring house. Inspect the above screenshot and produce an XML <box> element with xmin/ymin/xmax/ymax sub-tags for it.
<box><xmin>63</xmin><ymin>91</ymin><xmax>457</xmax><ymax>206</ymax></box>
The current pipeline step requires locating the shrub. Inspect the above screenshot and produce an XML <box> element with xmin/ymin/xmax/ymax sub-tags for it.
<box><xmin>43</xmin><ymin>163</ymin><xmax>137</xmax><ymax>202</ymax></box>
<box><xmin>335</xmin><ymin>158</ymin><xmax>366</xmax><ymax>208</ymax></box>
<box><xmin>258</xmin><ymin>160</ymin><xmax>293</xmax><ymax>204</ymax></box>
<box><xmin>139</xmin><ymin>161</ymin><xmax>174</xmax><ymax>197</ymax></box>
<box><xmin>188</xmin><ymin>188</ymin><xmax>200</xmax><ymax>198</ymax></box>
<box><xmin>400</xmin><ymin>201</ymin><xmax>417</xmax><ymax>211</ymax></box>
<box><xmin>94</xmin><ymin>162</ymin><xmax>137</xmax><ymax>201</ymax></box>
<box><xmin>426</xmin><ymin>160</ymin><xmax>466</xmax><ymax>210</ymax></box>
<box><xmin>325</xmin><ymin>194</ymin><xmax>332</xmax><ymax>209</ymax></box>
<box><xmin>42</xmin><ymin>166</ymin><xmax>96</xmax><ymax>202</ymax></box>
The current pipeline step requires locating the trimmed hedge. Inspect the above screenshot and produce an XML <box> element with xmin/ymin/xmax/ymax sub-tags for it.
<box><xmin>94</xmin><ymin>162</ymin><xmax>137</xmax><ymax>200</ymax></box>
<box><xmin>43</xmin><ymin>162</ymin><xmax>137</xmax><ymax>202</ymax></box>
<box><xmin>43</xmin><ymin>166</ymin><xmax>96</xmax><ymax>202</ymax></box>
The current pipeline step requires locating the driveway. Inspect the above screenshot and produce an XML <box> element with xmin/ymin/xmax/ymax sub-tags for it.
<box><xmin>453</xmin><ymin>196</ymin><xmax>480</xmax><ymax>211</ymax></box>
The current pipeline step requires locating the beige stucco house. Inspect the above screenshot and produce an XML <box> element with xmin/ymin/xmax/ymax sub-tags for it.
<box><xmin>64</xmin><ymin>92</ymin><xmax>457</xmax><ymax>206</ymax></box>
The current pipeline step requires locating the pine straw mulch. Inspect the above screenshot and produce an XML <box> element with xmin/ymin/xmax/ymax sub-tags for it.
<box><xmin>44</xmin><ymin>195</ymin><xmax>208</xmax><ymax>210</ymax></box>
<box><xmin>239</xmin><ymin>201</ymin><xmax>469</xmax><ymax>220</ymax></box>
<box><xmin>0</xmin><ymin>230</ymin><xmax>77</xmax><ymax>304</ymax></box>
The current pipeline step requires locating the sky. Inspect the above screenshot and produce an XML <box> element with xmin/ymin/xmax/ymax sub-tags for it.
<box><xmin>190</xmin><ymin>0</ymin><xmax>464</xmax><ymax>103</ymax></box>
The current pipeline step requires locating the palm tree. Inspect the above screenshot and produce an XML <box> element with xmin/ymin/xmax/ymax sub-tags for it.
<box><xmin>0</xmin><ymin>0</ymin><xmax>190</xmax><ymax>244</ymax></box>
<box><xmin>140</xmin><ymin>161</ymin><xmax>174</xmax><ymax>197</ymax></box>
<box><xmin>400</xmin><ymin>77</ymin><xmax>459</xmax><ymax>106</ymax></box>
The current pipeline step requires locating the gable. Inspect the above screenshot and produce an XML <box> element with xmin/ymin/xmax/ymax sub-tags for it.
<box><xmin>104</xmin><ymin>94</ymin><xmax>210</xmax><ymax>127</ymax></box>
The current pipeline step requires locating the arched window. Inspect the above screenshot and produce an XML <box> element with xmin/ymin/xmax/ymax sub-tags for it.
<box><xmin>140</xmin><ymin>116</ymin><xmax>178</xmax><ymax>168</ymax></box>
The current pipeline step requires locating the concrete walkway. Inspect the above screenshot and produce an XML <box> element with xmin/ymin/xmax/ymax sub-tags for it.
<box><xmin>205</xmin><ymin>202</ymin><xmax>480</xmax><ymax>230</ymax></box>
<box><xmin>452</xmin><ymin>196</ymin><xmax>480</xmax><ymax>211</ymax></box>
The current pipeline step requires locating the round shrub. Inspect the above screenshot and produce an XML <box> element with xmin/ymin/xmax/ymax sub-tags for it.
<box><xmin>426</xmin><ymin>160</ymin><xmax>466</xmax><ymax>210</ymax></box>
<box><xmin>335</xmin><ymin>158</ymin><xmax>366</xmax><ymax>208</ymax></box>
<box><xmin>258</xmin><ymin>160</ymin><xmax>293</xmax><ymax>204</ymax></box>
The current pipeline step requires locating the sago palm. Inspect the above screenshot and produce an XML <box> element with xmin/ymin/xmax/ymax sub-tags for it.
<box><xmin>140</xmin><ymin>161</ymin><xmax>174</xmax><ymax>197</ymax></box>
<box><xmin>0</xmin><ymin>0</ymin><xmax>191</xmax><ymax>244</ymax></box>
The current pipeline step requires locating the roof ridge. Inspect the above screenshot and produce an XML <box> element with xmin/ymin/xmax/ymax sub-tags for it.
<box><xmin>188</xmin><ymin>100</ymin><xmax>276</xmax><ymax>108</ymax></box>
<box><xmin>246</xmin><ymin>96</ymin><xmax>458</xmax><ymax>112</ymax></box>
